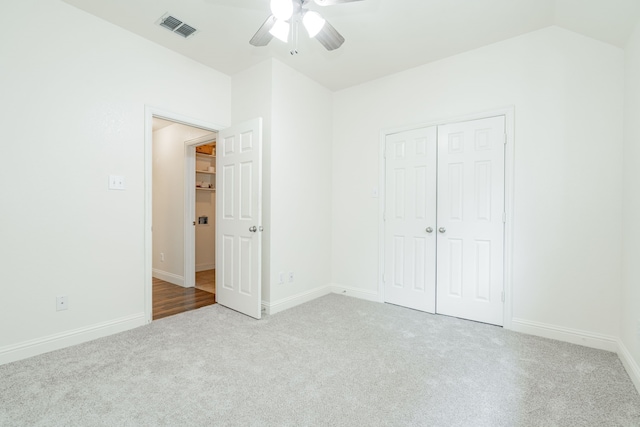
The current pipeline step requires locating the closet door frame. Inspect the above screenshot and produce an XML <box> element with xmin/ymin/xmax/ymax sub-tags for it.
<box><xmin>377</xmin><ymin>107</ymin><xmax>515</xmax><ymax>329</ymax></box>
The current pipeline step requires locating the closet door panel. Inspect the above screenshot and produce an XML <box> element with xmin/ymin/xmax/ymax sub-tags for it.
<box><xmin>384</xmin><ymin>127</ymin><xmax>437</xmax><ymax>313</ymax></box>
<box><xmin>436</xmin><ymin>116</ymin><xmax>505</xmax><ymax>326</ymax></box>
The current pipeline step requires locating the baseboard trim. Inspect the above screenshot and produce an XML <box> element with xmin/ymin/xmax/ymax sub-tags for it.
<box><xmin>617</xmin><ymin>339</ymin><xmax>640</xmax><ymax>394</ymax></box>
<box><xmin>510</xmin><ymin>318</ymin><xmax>618</xmax><ymax>352</ymax></box>
<box><xmin>0</xmin><ymin>313</ymin><xmax>146</xmax><ymax>366</ymax></box>
<box><xmin>261</xmin><ymin>284</ymin><xmax>380</xmax><ymax>316</ymax></box>
<box><xmin>152</xmin><ymin>269</ymin><xmax>184</xmax><ymax>287</ymax></box>
<box><xmin>262</xmin><ymin>285</ymin><xmax>331</xmax><ymax>315</ymax></box>
<box><xmin>329</xmin><ymin>284</ymin><xmax>380</xmax><ymax>302</ymax></box>
<box><xmin>195</xmin><ymin>264</ymin><xmax>215</xmax><ymax>272</ymax></box>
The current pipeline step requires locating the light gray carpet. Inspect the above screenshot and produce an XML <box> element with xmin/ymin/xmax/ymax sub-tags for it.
<box><xmin>1</xmin><ymin>294</ymin><xmax>639</xmax><ymax>427</ymax></box>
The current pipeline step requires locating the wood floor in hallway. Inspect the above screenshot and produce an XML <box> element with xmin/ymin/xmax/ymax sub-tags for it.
<box><xmin>153</xmin><ymin>270</ymin><xmax>216</xmax><ymax>320</ymax></box>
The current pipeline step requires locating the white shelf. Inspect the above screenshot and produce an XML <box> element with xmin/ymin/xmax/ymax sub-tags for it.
<box><xmin>196</xmin><ymin>153</ymin><xmax>216</xmax><ymax>159</ymax></box>
<box><xmin>196</xmin><ymin>170</ymin><xmax>216</xmax><ymax>175</ymax></box>
<box><xmin>196</xmin><ymin>187</ymin><xmax>216</xmax><ymax>191</ymax></box>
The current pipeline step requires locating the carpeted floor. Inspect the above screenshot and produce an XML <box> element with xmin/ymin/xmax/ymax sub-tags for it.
<box><xmin>1</xmin><ymin>294</ymin><xmax>638</xmax><ymax>426</ymax></box>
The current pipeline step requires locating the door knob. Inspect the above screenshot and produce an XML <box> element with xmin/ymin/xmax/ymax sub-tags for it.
<box><xmin>438</xmin><ymin>227</ymin><xmax>446</xmax><ymax>233</ymax></box>
<box><xmin>426</xmin><ymin>227</ymin><xmax>433</xmax><ymax>233</ymax></box>
<box><xmin>249</xmin><ymin>226</ymin><xmax>257</xmax><ymax>233</ymax></box>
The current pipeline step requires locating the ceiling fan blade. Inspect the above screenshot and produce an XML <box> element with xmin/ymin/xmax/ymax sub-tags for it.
<box><xmin>249</xmin><ymin>15</ymin><xmax>276</xmax><ymax>47</ymax></box>
<box><xmin>315</xmin><ymin>20</ymin><xmax>345</xmax><ymax>51</ymax></box>
<box><xmin>314</xmin><ymin>0</ymin><xmax>364</xmax><ymax>5</ymax></box>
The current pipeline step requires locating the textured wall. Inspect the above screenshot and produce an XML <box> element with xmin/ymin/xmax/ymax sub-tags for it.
<box><xmin>0</xmin><ymin>0</ymin><xmax>230</xmax><ymax>362</ymax></box>
<box><xmin>332</xmin><ymin>27</ymin><xmax>624</xmax><ymax>338</ymax></box>
<box><xmin>622</xmin><ymin>19</ymin><xmax>640</xmax><ymax>390</ymax></box>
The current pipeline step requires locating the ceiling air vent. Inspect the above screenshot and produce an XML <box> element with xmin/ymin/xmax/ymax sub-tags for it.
<box><xmin>157</xmin><ymin>13</ymin><xmax>198</xmax><ymax>39</ymax></box>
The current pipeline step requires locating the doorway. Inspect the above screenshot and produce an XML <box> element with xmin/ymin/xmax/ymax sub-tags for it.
<box><xmin>185</xmin><ymin>135</ymin><xmax>218</xmax><ymax>296</ymax></box>
<box><xmin>145</xmin><ymin>108</ymin><xmax>265</xmax><ymax>323</ymax></box>
<box><xmin>381</xmin><ymin>110</ymin><xmax>514</xmax><ymax>327</ymax></box>
<box><xmin>149</xmin><ymin>115</ymin><xmax>218</xmax><ymax>320</ymax></box>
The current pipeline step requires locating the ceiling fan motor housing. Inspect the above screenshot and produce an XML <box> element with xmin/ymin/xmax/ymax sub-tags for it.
<box><xmin>251</xmin><ymin>0</ymin><xmax>362</xmax><ymax>51</ymax></box>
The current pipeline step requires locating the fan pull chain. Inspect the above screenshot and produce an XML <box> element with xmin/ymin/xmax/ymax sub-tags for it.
<box><xmin>290</xmin><ymin>18</ymin><xmax>299</xmax><ymax>55</ymax></box>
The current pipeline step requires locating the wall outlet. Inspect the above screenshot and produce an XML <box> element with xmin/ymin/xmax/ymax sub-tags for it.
<box><xmin>108</xmin><ymin>175</ymin><xmax>125</xmax><ymax>190</ymax></box>
<box><xmin>56</xmin><ymin>295</ymin><xmax>68</xmax><ymax>311</ymax></box>
<box><xmin>288</xmin><ymin>271</ymin><xmax>294</xmax><ymax>283</ymax></box>
<box><xmin>278</xmin><ymin>272</ymin><xmax>284</xmax><ymax>284</ymax></box>
<box><xmin>160</xmin><ymin>252</ymin><xmax>165</xmax><ymax>262</ymax></box>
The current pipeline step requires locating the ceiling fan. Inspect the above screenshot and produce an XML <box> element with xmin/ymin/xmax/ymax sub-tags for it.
<box><xmin>250</xmin><ymin>0</ymin><xmax>363</xmax><ymax>53</ymax></box>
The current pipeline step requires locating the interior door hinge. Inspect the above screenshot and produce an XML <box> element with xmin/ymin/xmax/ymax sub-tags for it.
<box><xmin>502</xmin><ymin>212</ymin><xmax>506</xmax><ymax>223</ymax></box>
<box><xmin>504</xmin><ymin>134</ymin><xmax>508</xmax><ymax>145</ymax></box>
<box><xmin>501</xmin><ymin>291</ymin><xmax>505</xmax><ymax>303</ymax></box>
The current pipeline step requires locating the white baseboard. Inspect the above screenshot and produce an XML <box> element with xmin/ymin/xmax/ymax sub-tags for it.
<box><xmin>196</xmin><ymin>264</ymin><xmax>215</xmax><ymax>272</ymax></box>
<box><xmin>0</xmin><ymin>313</ymin><xmax>146</xmax><ymax>366</ymax></box>
<box><xmin>262</xmin><ymin>285</ymin><xmax>332</xmax><ymax>315</ymax></box>
<box><xmin>329</xmin><ymin>283</ymin><xmax>380</xmax><ymax>302</ymax></box>
<box><xmin>617</xmin><ymin>338</ymin><xmax>640</xmax><ymax>395</ymax></box>
<box><xmin>261</xmin><ymin>284</ymin><xmax>380</xmax><ymax>316</ymax></box>
<box><xmin>510</xmin><ymin>318</ymin><xmax>618</xmax><ymax>352</ymax></box>
<box><xmin>152</xmin><ymin>268</ymin><xmax>184</xmax><ymax>287</ymax></box>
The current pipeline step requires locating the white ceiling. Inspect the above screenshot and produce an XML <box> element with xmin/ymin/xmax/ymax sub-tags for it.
<box><xmin>63</xmin><ymin>0</ymin><xmax>640</xmax><ymax>91</ymax></box>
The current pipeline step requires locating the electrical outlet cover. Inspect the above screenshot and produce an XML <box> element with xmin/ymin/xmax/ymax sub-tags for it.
<box><xmin>108</xmin><ymin>175</ymin><xmax>126</xmax><ymax>190</ymax></box>
<box><xmin>56</xmin><ymin>295</ymin><xmax>68</xmax><ymax>311</ymax></box>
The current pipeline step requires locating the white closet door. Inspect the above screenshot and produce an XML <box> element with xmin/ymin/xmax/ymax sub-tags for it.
<box><xmin>384</xmin><ymin>127</ymin><xmax>437</xmax><ymax>313</ymax></box>
<box><xmin>436</xmin><ymin>116</ymin><xmax>505</xmax><ymax>326</ymax></box>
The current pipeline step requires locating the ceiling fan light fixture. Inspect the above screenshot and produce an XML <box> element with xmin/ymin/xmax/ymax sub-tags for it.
<box><xmin>269</xmin><ymin>19</ymin><xmax>290</xmax><ymax>42</ymax></box>
<box><xmin>302</xmin><ymin>11</ymin><xmax>326</xmax><ymax>38</ymax></box>
<box><xmin>270</xmin><ymin>0</ymin><xmax>294</xmax><ymax>21</ymax></box>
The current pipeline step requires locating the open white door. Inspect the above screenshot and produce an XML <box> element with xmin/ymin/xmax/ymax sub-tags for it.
<box><xmin>216</xmin><ymin>118</ymin><xmax>262</xmax><ymax>319</ymax></box>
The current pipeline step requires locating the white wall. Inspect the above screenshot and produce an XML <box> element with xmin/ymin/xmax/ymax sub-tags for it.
<box><xmin>331</xmin><ymin>27</ymin><xmax>624</xmax><ymax>341</ymax></box>
<box><xmin>621</xmin><ymin>19</ymin><xmax>640</xmax><ymax>390</ymax></box>
<box><xmin>0</xmin><ymin>0</ymin><xmax>230</xmax><ymax>363</ymax></box>
<box><xmin>152</xmin><ymin>123</ymin><xmax>211</xmax><ymax>284</ymax></box>
<box><xmin>2</xmin><ymin>0</ymin><xmax>632</xmax><ymax>374</ymax></box>
<box><xmin>269</xmin><ymin>60</ymin><xmax>333</xmax><ymax>306</ymax></box>
<box><xmin>231</xmin><ymin>59</ymin><xmax>333</xmax><ymax>311</ymax></box>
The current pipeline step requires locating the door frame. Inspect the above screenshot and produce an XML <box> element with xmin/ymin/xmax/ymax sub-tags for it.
<box><xmin>184</xmin><ymin>133</ymin><xmax>217</xmax><ymax>289</ymax></box>
<box><xmin>144</xmin><ymin>106</ymin><xmax>225</xmax><ymax>323</ymax></box>
<box><xmin>377</xmin><ymin>106</ymin><xmax>515</xmax><ymax>329</ymax></box>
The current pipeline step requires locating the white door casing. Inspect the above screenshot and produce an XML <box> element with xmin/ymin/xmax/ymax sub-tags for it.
<box><xmin>436</xmin><ymin>116</ymin><xmax>505</xmax><ymax>326</ymax></box>
<box><xmin>384</xmin><ymin>127</ymin><xmax>438</xmax><ymax>313</ymax></box>
<box><xmin>216</xmin><ymin>118</ymin><xmax>263</xmax><ymax>319</ymax></box>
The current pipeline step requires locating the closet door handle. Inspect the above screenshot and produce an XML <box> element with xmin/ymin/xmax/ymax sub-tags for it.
<box><xmin>249</xmin><ymin>226</ymin><xmax>257</xmax><ymax>233</ymax></box>
<box><xmin>425</xmin><ymin>227</ymin><xmax>433</xmax><ymax>233</ymax></box>
<box><xmin>438</xmin><ymin>227</ymin><xmax>446</xmax><ymax>233</ymax></box>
